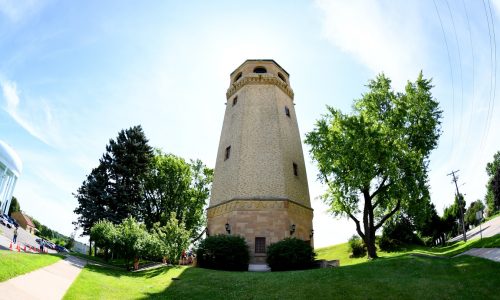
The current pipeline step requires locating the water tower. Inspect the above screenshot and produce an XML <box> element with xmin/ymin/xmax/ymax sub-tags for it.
<box><xmin>207</xmin><ymin>59</ymin><xmax>313</xmax><ymax>263</ymax></box>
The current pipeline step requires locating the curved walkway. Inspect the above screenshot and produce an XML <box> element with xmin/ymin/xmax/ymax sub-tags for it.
<box><xmin>0</xmin><ymin>255</ymin><xmax>86</xmax><ymax>299</ymax></box>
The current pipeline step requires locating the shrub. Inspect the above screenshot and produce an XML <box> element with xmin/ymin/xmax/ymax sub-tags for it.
<box><xmin>378</xmin><ymin>235</ymin><xmax>400</xmax><ymax>252</ymax></box>
<box><xmin>382</xmin><ymin>215</ymin><xmax>422</xmax><ymax>246</ymax></box>
<box><xmin>266</xmin><ymin>238</ymin><xmax>316</xmax><ymax>271</ymax></box>
<box><xmin>196</xmin><ymin>235</ymin><xmax>249</xmax><ymax>271</ymax></box>
<box><xmin>348</xmin><ymin>235</ymin><xmax>366</xmax><ymax>257</ymax></box>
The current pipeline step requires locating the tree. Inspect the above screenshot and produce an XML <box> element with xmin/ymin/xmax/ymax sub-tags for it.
<box><xmin>465</xmin><ymin>200</ymin><xmax>485</xmax><ymax>227</ymax></box>
<box><xmin>66</xmin><ymin>232</ymin><xmax>76</xmax><ymax>251</ymax></box>
<box><xmin>418</xmin><ymin>203</ymin><xmax>446</xmax><ymax>245</ymax></box>
<box><xmin>152</xmin><ymin>212</ymin><xmax>190</xmax><ymax>265</ymax></box>
<box><xmin>143</xmin><ymin>151</ymin><xmax>212</xmax><ymax>238</ymax></box>
<box><xmin>74</xmin><ymin>164</ymin><xmax>111</xmax><ymax>235</ymax></box>
<box><xmin>116</xmin><ymin>217</ymin><xmax>149</xmax><ymax>269</ymax></box>
<box><xmin>74</xmin><ymin>125</ymin><xmax>154</xmax><ymax>253</ymax></box>
<box><xmin>485</xmin><ymin>151</ymin><xmax>500</xmax><ymax>215</ymax></box>
<box><xmin>90</xmin><ymin>219</ymin><xmax>118</xmax><ymax>261</ymax></box>
<box><xmin>491</xmin><ymin>165</ymin><xmax>500</xmax><ymax>214</ymax></box>
<box><xmin>305</xmin><ymin>73</ymin><xmax>442</xmax><ymax>258</ymax></box>
<box><xmin>101</xmin><ymin>125</ymin><xmax>154</xmax><ymax>223</ymax></box>
<box><xmin>8</xmin><ymin>196</ymin><xmax>20</xmax><ymax>215</ymax></box>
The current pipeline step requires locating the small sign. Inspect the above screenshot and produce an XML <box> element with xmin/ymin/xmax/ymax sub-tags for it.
<box><xmin>476</xmin><ymin>210</ymin><xmax>483</xmax><ymax>221</ymax></box>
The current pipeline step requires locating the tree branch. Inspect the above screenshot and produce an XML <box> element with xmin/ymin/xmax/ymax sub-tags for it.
<box><xmin>374</xmin><ymin>198</ymin><xmax>401</xmax><ymax>230</ymax></box>
<box><xmin>347</xmin><ymin>212</ymin><xmax>365</xmax><ymax>240</ymax></box>
<box><xmin>371</xmin><ymin>175</ymin><xmax>388</xmax><ymax>200</ymax></box>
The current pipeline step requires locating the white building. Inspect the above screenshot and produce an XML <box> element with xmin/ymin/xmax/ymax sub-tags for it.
<box><xmin>0</xmin><ymin>140</ymin><xmax>22</xmax><ymax>215</ymax></box>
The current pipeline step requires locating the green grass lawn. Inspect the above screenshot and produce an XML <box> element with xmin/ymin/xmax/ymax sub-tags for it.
<box><xmin>63</xmin><ymin>265</ymin><xmax>187</xmax><ymax>300</ymax></box>
<box><xmin>316</xmin><ymin>234</ymin><xmax>500</xmax><ymax>265</ymax></box>
<box><xmin>0</xmin><ymin>250</ymin><xmax>64</xmax><ymax>282</ymax></box>
<box><xmin>65</xmin><ymin>235</ymin><xmax>500</xmax><ymax>299</ymax></box>
<box><xmin>64</xmin><ymin>254</ymin><xmax>499</xmax><ymax>299</ymax></box>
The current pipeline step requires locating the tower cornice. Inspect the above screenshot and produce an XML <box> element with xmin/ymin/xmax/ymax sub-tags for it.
<box><xmin>226</xmin><ymin>75</ymin><xmax>294</xmax><ymax>100</ymax></box>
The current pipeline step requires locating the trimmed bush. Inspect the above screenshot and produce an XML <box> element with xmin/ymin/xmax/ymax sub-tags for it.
<box><xmin>348</xmin><ymin>235</ymin><xmax>366</xmax><ymax>258</ymax></box>
<box><xmin>266</xmin><ymin>238</ymin><xmax>316</xmax><ymax>271</ymax></box>
<box><xmin>196</xmin><ymin>235</ymin><xmax>249</xmax><ymax>271</ymax></box>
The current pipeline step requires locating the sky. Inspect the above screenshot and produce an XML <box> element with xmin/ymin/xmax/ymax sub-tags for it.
<box><xmin>0</xmin><ymin>0</ymin><xmax>499</xmax><ymax>248</ymax></box>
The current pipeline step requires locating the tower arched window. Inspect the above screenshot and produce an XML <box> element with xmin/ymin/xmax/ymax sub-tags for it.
<box><xmin>285</xmin><ymin>106</ymin><xmax>290</xmax><ymax>117</ymax></box>
<box><xmin>233</xmin><ymin>96</ymin><xmax>238</xmax><ymax>106</ymax></box>
<box><xmin>253</xmin><ymin>66</ymin><xmax>267</xmax><ymax>74</ymax></box>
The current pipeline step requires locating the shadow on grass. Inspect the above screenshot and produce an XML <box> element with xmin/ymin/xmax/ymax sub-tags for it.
<box><xmin>83</xmin><ymin>263</ymin><xmax>183</xmax><ymax>279</ymax></box>
<box><xmin>145</xmin><ymin>254</ymin><xmax>500</xmax><ymax>300</ymax></box>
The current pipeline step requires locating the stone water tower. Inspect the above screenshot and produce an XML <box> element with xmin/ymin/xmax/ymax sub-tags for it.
<box><xmin>207</xmin><ymin>59</ymin><xmax>313</xmax><ymax>263</ymax></box>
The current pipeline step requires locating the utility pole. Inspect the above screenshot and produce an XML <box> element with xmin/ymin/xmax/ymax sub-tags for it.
<box><xmin>448</xmin><ymin>170</ymin><xmax>467</xmax><ymax>242</ymax></box>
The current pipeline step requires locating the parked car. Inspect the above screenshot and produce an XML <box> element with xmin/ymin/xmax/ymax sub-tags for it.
<box><xmin>0</xmin><ymin>215</ymin><xmax>12</xmax><ymax>228</ymax></box>
<box><xmin>6</xmin><ymin>215</ymin><xmax>19</xmax><ymax>227</ymax></box>
<box><xmin>55</xmin><ymin>245</ymin><xmax>69</xmax><ymax>253</ymax></box>
<box><xmin>47</xmin><ymin>242</ymin><xmax>56</xmax><ymax>250</ymax></box>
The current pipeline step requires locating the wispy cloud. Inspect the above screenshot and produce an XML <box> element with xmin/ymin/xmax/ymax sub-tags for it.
<box><xmin>0</xmin><ymin>0</ymin><xmax>46</xmax><ymax>22</ymax></box>
<box><xmin>314</xmin><ymin>0</ymin><xmax>428</xmax><ymax>89</ymax></box>
<box><xmin>1</xmin><ymin>77</ymin><xmax>60</xmax><ymax>146</ymax></box>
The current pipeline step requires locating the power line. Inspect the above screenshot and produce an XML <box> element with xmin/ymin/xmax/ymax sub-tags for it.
<box><xmin>480</xmin><ymin>0</ymin><xmax>495</xmax><ymax>147</ymax></box>
<box><xmin>461</xmin><ymin>0</ymin><xmax>476</xmax><ymax>143</ymax></box>
<box><xmin>445</xmin><ymin>0</ymin><xmax>464</xmax><ymax>141</ymax></box>
<box><xmin>484</xmin><ymin>0</ymin><xmax>497</xmax><ymax>143</ymax></box>
<box><xmin>433</xmin><ymin>0</ymin><xmax>456</xmax><ymax>154</ymax></box>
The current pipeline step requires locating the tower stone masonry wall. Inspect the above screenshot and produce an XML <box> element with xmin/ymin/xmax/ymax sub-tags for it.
<box><xmin>207</xmin><ymin>59</ymin><xmax>313</xmax><ymax>263</ymax></box>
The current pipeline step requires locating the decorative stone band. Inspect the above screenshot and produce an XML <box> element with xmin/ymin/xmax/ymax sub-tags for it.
<box><xmin>207</xmin><ymin>198</ymin><xmax>313</xmax><ymax>219</ymax></box>
<box><xmin>226</xmin><ymin>75</ymin><xmax>295</xmax><ymax>99</ymax></box>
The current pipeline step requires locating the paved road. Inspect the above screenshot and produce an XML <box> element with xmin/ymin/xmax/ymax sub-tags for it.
<box><xmin>0</xmin><ymin>223</ymin><xmax>56</xmax><ymax>254</ymax></box>
<box><xmin>449</xmin><ymin>215</ymin><xmax>500</xmax><ymax>243</ymax></box>
<box><xmin>0</xmin><ymin>255</ymin><xmax>86</xmax><ymax>300</ymax></box>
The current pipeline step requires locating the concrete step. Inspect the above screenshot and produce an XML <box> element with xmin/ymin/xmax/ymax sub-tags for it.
<box><xmin>248</xmin><ymin>264</ymin><xmax>270</xmax><ymax>272</ymax></box>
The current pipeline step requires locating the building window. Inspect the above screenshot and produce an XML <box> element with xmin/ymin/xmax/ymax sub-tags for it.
<box><xmin>278</xmin><ymin>72</ymin><xmax>286</xmax><ymax>82</ymax></box>
<box><xmin>225</xmin><ymin>146</ymin><xmax>231</xmax><ymax>160</ymax></box>
<box><xmin>285</xmin><ymin>106</ymin><xmax>290</xmax><ymax>117</ymax></box>
<box><xmin>293</xmin><ymin>163</ymin><xmax>298</xmax><ymax>176</ymax></box>
<box><xmin>253</xmin><ymin>66</ymin><xmax>267</xmax><ymax>74</ymax></box>
<box><xmin>233</xmin><ymin>96</ymin><xmax>238</xmax><ymax>106</ymax></box>
<box><xmin>255</xmin><ymin>237</ymin><xmax>266</xmax><ymax>253</ymax></box>
<box><xmin>234</xmin><ymin>72</ymin><xmax>242</xmax><ymax>82</ymax></box>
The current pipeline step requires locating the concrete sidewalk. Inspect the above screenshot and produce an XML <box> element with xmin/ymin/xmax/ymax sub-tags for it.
<box><xmin>456</xmin><ymin>248</ymin><xmax>500</xmax><ymax>262</ymax></box>
<box><xmin>0</xmin><ymin>255</ymin><xmax>86</xmax><ymax>300</ymax></box>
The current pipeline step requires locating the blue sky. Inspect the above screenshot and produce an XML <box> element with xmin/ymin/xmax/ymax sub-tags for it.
<box><xmin>1</xmin><ymin>0</ymin><xmax>499</xmax><ymax>247</ymax></box>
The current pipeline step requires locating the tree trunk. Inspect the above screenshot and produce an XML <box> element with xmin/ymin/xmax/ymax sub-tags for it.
<box><xmin>366</xmin><ymin>231</ymin><xmax>377</xmax><ymax>259</ymax></box>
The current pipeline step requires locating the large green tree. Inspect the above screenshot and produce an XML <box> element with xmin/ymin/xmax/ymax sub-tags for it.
<box><xmin>142</xmin><ymin>151</ymin><xmax>212</xmax><ymax>238</ymax></box>
<box><xmin>485</xmin><ymin>151</ymin><xmax>500</xmax><ymax>214</ymax></box>
<box><xmin>8</xmin><ymin>196</ymin><xmax>20</xmax><ymax>215</ymax></box>
<box><xmin>74</xmin><ymin>126</ymin><xmax>212</xmax><ymax>250</ymax></box>
<box><xmin>306</xmin><ymin>73</ymin><xmax>442</xmax><ymax>258</ymax></box>
<box><xmin>101</xmin><ymin>125</ymin><xmax>154</xmax><ymax>222</ymax></box>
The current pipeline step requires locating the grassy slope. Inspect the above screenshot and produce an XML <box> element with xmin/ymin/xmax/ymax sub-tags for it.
<box><xmin>0</xmin><ymin>250</ymin><xmax>64</xmax><ymax>282</ymax></box>
<box><xmin>65</xmin><ymin>235</ymin><xmax>500</xmax><ymax>299</ymax></box>
<box><xmin>316</xmin><ymin>234</ymin><xmax>500</xmax><ymax>265</ymax></box>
